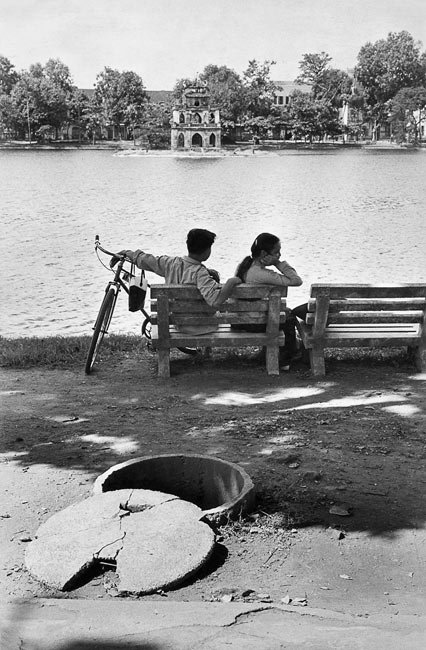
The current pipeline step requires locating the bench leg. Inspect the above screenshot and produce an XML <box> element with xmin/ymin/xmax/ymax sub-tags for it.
<box><xmin>309</xmin><ymin>347</ymin><xmax>325</xmax><ymax>376</ymax></box>
<box><xmin>157</xmin><ymin>349</ymin><xmax>170</xmax><ymax>378</ymax></box>
<box><xmin>413</xmin><ymin>344</ymin><xmax>425</xmax><ymax>372</ymax></box>
<box><xmin>266</xmin><ymin>345</ymin><xmax>279</xmax><ymax>376</ymax></box>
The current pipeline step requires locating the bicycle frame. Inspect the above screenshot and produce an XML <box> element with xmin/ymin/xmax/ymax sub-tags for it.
<box><xmin>94</xmin><ymin>236</ymin><xmax>151</xmax><ymax>323</ymax></box>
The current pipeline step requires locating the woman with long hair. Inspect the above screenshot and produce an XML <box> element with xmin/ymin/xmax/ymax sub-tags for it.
<box><xmin>234</xmin><ymin>233</ymin><xmax>307</xmax><ymax>366</ymax></box>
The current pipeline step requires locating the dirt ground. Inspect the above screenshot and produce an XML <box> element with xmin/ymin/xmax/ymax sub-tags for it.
<box><xmin>1</xmin><ymin>346</ymin><xmax>426</xmax><ymax>622</ymax></box>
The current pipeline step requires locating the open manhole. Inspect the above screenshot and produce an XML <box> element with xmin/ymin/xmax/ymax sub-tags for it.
<box><xmin>93</xmin><ymin>453</ymin><xmax>255</xmax><ymax>523</ymax></box>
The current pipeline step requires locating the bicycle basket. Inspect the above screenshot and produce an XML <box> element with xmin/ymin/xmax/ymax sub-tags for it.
<box><xmin>128</xmin><ymin>265</ymin><xmax>148</xmax><ymax>312</ymax></box>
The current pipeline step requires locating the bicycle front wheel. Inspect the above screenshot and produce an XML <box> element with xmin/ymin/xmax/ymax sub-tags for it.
<box><xmin>85</xmin><ymin>287</ymin><xmax>117</xmax><ymax>374</ymax></box>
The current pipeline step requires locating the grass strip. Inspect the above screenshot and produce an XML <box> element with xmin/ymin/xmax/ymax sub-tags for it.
<box><xmin>0</xmin><ymin>334</ymin><xmax>411</xmax><ymax>371</ymax></box>
<box><xmin>0</xmin><ymin>334</ymin><xmax>144</xmax><ymax>369</ymax></box>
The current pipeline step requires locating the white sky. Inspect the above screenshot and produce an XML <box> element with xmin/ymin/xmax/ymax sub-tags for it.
<box><xmin>1</xmin><ymin>0</ymin><xmax>425</xmax><ymax>90</ymax></box>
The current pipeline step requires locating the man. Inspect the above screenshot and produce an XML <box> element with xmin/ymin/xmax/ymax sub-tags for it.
<box><xmin>113</xmin><ymin>228</ymin><xmax>241</xmax><ymax>333</ymax></box>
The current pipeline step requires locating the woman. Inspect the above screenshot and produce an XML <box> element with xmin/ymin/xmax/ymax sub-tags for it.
<box><xmin>234</xmin><ymin>233</ymin><xmax>307</xmax><ymax>366</ymax></box>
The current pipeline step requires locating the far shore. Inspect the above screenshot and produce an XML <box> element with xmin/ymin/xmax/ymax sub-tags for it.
<box><xmin>0</xmin><ymin>139</ymin><xmax>366</xmax><ymax>152</ymax></box>
<box><xmin>1</xmin><ymin>139</ymin><xmax>424</xmax><ymax>154</ymax></box>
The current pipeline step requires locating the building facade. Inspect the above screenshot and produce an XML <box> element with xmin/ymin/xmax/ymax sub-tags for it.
<box><xmin>170</xmin><ymin>83</ymin><xmax>221</xmax><ymax>150</ymax></box>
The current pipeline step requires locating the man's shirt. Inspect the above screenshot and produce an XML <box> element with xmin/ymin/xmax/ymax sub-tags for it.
<box><xmin>126</xmin><ymin>250</ymin><xmax>220</xmax><ymax>334</ymax></box>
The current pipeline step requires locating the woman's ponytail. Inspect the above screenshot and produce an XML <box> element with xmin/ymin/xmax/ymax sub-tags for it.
<box><xmin>235</xmin><ymin>256</ymin><xmax>253</xmax><ymax>281</ymax></box>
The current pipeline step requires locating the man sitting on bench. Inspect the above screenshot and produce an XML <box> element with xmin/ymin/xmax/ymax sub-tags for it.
<box><xmin>112</xmin><ymin>228</ymin><xmax>241</xmax><ymax>334</ymax></box>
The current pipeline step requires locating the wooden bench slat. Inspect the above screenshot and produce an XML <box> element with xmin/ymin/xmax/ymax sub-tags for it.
<box><xmin>169</xmin><ymin>300</ymin><xmax>271</xmax><ymax>313</ymax></box>
<box><xmin>171</xmin><ymin>314</ymin><xmax>269</xmax><ymax>325</ymax></box>
<box><xmin>151</xmin><ymin>313</ymin><xmax>288</xmax><ymax>325</ymax></box>
<box><xmin>151</xmin><ymin>284</ymin><xmax>288</xmax><ymax>300</ymax></box>
<box><xmin>325</xmin><ymin>323</ymin><xmax>420</xmax><ymax>330</ymax></box>
<box><xmin>306</xmin><ymin>311</ymin><xmax>424</xmax><ymax>325</ymax></box>
<box><xmin>151</xmin><ymin>325</ymin><xmax>284</xmax><ymax>348</ymax></box>
<box><xmin>310</xmin><ymin>284</ymin><xmax>426</xmax><ymax>299</ymax></box>
<box><xmin>325</xmin><ymin>327</ymin><xmax>419</xmax><ymax>338</ymax></box>
<box><xmin>308</xmin><ymin>298</ymin><xmax>426</xmax><ymax>312</ymax></box>
<box><xmin>318</xmin><ymin>336</ymin><xmax>419</xmax><ymax>347</ymax></box>
<box><xmin>329</xmin><ymin>299</ymin><xmax>426</xmax><ymax>311</ymax></box>
<box><xmin>151</xmin><ymin>299</ymin><xmax>285</xmax><ymax>314</ymax></box>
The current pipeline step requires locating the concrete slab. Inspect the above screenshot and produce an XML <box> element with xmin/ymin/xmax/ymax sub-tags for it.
<box><xmin>32</xmin><ymin>490</ymin><xmax>179</xmax><ymax>538</ymax></box>
<box><xmin>24</xmin><ymin>490</ymin><xmax>215</xmax><ymax>594</ymax></box>
<box><xmin>118</xmin><ymin>501</ymin><xmax>215</xmax><ymax>594</ymax></box>
<box><xmin>1</xmin><ymin>599</ymin><xmax>425</xmax><ymax>650</ymax></box>
<box><xmin>25</xmin><ymin>520</ymin><xmax>123</xmax><ymax>591</ymax></box>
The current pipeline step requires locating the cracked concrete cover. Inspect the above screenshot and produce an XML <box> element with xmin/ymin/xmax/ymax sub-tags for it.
<box><xmin>25</xmin><ymin>489</ymin><xmax>215</xmax><ymax>594</ymax></box>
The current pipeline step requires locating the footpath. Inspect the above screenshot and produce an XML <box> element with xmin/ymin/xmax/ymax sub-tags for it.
<box><xmin>2</xmin><ymin>597</ymin><xmax>426</xmax><ymax>648</ymax></box>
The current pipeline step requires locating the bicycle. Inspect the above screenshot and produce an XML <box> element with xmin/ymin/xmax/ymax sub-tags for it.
<box><xmin>85</xmin><ymin>236</ymin><xmax>198</xmax><ymax>374</ymax></box>
<box><xmin>85</xmin><ymin>236</ymin><xmax>152</xmax><ymax>374</ymax></box>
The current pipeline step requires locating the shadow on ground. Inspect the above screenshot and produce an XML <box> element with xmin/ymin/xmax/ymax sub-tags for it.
<box><xmin>1</xmin><ymin>346</ymin><xmax>425</xmax><ymax>539</ymax></box>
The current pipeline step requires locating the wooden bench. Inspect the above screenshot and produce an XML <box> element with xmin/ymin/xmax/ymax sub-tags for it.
<box><xmin>296</xmin><ymin>283</ymin><xmax>426</xmax><ymax>376</ymax></box>
<box><xmin>150</xmin><ymin>284</ymin><xmax>288</xmax><ymax>377</ymax></box>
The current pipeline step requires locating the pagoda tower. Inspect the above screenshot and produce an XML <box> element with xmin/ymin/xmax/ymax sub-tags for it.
<box><xmin>171</xmin><ymin>83</ymin><xmax>221</xmax><ymax>150</ymax></box>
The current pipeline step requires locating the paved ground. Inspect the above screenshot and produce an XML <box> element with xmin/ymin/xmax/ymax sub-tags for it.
<box><xmin>1</xmin><ymin>598</ymin><xmax>426</xmax><ymax>649</ymax></box>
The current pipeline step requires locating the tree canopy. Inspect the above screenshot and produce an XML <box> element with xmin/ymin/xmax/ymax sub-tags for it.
<box><xmin>199</xmin><ymin>64</ymin><xmax>245</xmax><ymax>122</ymax></box>
<box><xmin>0</xmin><ymin>55</ymin><xmax>18</xmax><ymax>94</ymax></box>
<box><xmin>389</xmin><ymin>86</ymin><xmax>426</xmax><ymax>143</ymax></box>
<box><xmin>355</xmin><ymin>31</ymin><xmax>425</xmax><ymax>116</ymax></box>
<box><xmin>296</xmin><ymin>52</ymin><xmax>352</xmax><ymax>106</ymax></box>
<box><xmin>93</xmin><ymin>67</ymin><xmax>149</xmax><ymax>135</ymax></box>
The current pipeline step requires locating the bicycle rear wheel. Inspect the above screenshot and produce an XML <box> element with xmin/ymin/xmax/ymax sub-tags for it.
<box><xmin>85</xmin><ymin>287</ymin><xmax>117</xmax><ymax>374</ymax></box>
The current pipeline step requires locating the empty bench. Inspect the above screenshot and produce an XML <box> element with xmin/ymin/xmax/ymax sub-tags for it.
<box><xmin>296</xmin><ymin>283</ymin><xmax>426</xmax><ymax>376</ymax></box>
<box><xmin>150</xmin><ymin>284</ymin><xmax>288</xmax><ymax>377</ymax></box>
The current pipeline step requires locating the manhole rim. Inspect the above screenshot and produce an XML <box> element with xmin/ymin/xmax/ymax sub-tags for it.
<box><xmin>93</xmin><ymin>453</ymin><xmax>255</xmax><ymax>521</ymax></box>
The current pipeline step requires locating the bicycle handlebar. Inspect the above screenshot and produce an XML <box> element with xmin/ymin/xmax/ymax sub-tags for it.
<box><xmin>94</xmin><ymin>235</ymin><xmax>128</xmax><ymax>262</ymax></box>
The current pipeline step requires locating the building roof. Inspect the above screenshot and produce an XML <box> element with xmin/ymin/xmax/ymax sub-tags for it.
<box><xmin>274</xmin><ymin>80</ymin><xmax>311</xmax><ymax>93</ymax></box>
<box><xmin>147</xmin><ymin>90</ymin><xmax>173</xmax><ymax>103</ymax></box>
<box><xmin>80</xmin><ymin>88</ymin><xmax>173</xmax><ymax>104</ymax></box>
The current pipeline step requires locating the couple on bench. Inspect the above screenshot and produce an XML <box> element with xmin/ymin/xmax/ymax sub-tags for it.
<box><xmin>114</xmin><ymin>228</ymin><xmax>307</xmax><ymax>367</ymax></box>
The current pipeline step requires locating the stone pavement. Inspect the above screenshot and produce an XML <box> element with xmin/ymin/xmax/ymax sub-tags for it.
<box><xmin>1</xmin><ymin>598</ymin><xmax>425</xmax><ymax>649</ymax></box>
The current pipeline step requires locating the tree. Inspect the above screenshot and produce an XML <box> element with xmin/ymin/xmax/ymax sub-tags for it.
<box><xmin>83</xmin><ymin>95</ymin><xmax>103</xmax><ymax>144</ymax></box>
<box><xmin>295</xmin><ymin>52</ymin><xmax>331</xmax><ymax>93</ymax></box>
<box><xmin>139</xmin><ymin>101</ymin><xmax>172</xmax><ymax>149</ymax></box>
<box><xmin>296</xmin><ymin>52</ymin><xmax>352</xmax><ymax>106</ymax></box>
<box><xmin>355</xmin><ymin>31</ymin><xmax>426</xmax><ymax>136</ymax></box>
<box><xmin>0</xmin><ymin>92</ymin><xmax>19</xmax><ymax>137</ymax></box>
<box><xmin>67</xmin><ymin>88</ymin><xmax>91</xmax><ymax>141</ymax></box>
<box><xmin>172</xmin><ymin>77</ymin><xmax>196</xmax><ymax>103</ymax></box>
<box><xmin>199</xmin><ymin>64</ymin><xmax>246</xmax><ymax>123</ymax></box>
<box><xmin>10</xmin><ymin>59</ymin><xmax>73</xmax><ymax>140</ymax></box>
<box><xmin>93</xmin><ymin>67</ymin><xmax>148</xmax><ymax>139</ymax></box>
<box><xmin>289</xmin><ymin>91</ymin><xmax>342</xmax><ymax>142</ymax></box>
<box><xmin>0</xmin><ymin>56</ymin><xmax>19</xmax><ymax>138</ymax></box>
<box><xmin>0</xmin><ymin>55</ymin><xmax>18</xmax><ymax>94</ymax></box>
<box><xmin>44</xmin><ymin>58</ymin><xmax>74</xmax><ymax>94</ymax></box>
<box><xmin>11</xmin><ymin>68</ymin><xmax>53</xmax><ymax>140</ymax></box>
<box><xmin>389</xmin><ymin>86</ymin><xmax>426</xmax><ymax>143</ymax></box>
<box><xmin>242</xmin><ymin>59</ymin><xmax>277</xmax><ymax>118</ymax></box>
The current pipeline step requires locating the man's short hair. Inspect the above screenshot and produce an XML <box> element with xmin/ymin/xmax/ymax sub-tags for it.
<box><xmin>186</xmin><ymin>229</ymin><xmax>216</xmax><ymax>255</ymax></box>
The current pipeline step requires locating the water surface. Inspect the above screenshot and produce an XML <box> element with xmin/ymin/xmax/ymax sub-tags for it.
<box><xmin>1</xmin><ymin>148</ymin><xmax>425</xmax><ymax>337</ymax></box>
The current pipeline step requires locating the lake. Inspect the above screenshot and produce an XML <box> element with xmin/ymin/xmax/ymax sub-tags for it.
<box><xmin>1</xmin><ymin>147</ymin><xmax>425</xmax><ymax>338</ymax></box>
